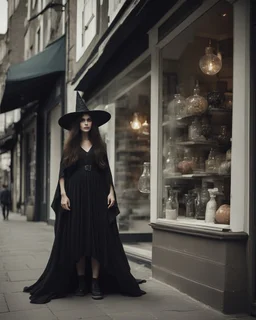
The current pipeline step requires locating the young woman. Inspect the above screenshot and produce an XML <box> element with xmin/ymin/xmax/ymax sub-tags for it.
<box><xmin>23</xmin><ymin>93</ymin><xmax>145</xmax><ymax>304</ymax></box>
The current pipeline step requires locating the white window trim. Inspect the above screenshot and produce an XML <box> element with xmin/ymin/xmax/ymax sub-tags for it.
<box><xmin>32</xmin><ymin>0</ymin><xmax>37</xmax><ymax>10</ymax></box>
<box><xmin>149</xmin><ymin>0</ymin><xmax>250</xmax><ymax>233</ymax></box>
<box><xmin>108</xmin><ymin>0</ymin><xmax>126</xmax><ymax>25</ymax></box>
<box><xmin>76</xmin><ymin>0</ymin><xmax>98</xmax><ymax>62</ymax></box>
<box><xmin>27</xmin><ymin>0</ymin><xmax>31</xmax><ymax>20</ymax></box>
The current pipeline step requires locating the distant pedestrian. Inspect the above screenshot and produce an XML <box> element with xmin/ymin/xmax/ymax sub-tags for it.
<box><xmin>23</xmin><ymin>93</ymin><xmax>145</xmax><ymax>304</ymax></box>
<box><xmin>0</xmin><ymin>184</ymin><xmax>11</xmax><ymax>221</ymax></box>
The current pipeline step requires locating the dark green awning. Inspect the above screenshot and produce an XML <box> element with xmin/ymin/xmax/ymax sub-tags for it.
<box><xmin>0</xmin><ymin>36</ymin><xmax>65</xmax><ymax>113</ymax></box>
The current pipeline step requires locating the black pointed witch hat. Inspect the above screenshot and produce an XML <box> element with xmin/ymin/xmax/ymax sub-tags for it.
<box><xmin>58</xmin><ymin>92</ymin><xmax>111</xmax><ymax>130</ymax></box>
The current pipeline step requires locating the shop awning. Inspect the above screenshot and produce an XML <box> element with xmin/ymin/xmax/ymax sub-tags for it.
<box><xmin>0</xmin><ymin>36</ymin><xmax>65</xmax><ymax>113</ymax></box>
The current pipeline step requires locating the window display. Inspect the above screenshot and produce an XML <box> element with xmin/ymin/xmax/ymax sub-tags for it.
<box><xmin>160</xmin><ymin>0</ymin><xmax>233</xmax><ymax>226</ymax></box>
<box><xmin>87</xmin><ymin>57</ymin><xmax>151</xmax><ymax>235</ymax></box>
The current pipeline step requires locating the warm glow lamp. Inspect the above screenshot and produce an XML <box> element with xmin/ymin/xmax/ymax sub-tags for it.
<box><xmin>199</xmin><ymin>40</ymin><xmax>222</xmax><ymax>75</ymax></box>
<box><xmin>130</xmin><ymin>113</ymin><xmax>142</xmax><ymax>130</ymax></box>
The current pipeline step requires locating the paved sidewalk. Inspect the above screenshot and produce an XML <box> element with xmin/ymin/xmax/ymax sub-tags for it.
<box><xmin>0</xmin><ymin>213</ymin><xmax>254</xmax><ymax>320</ymax></box>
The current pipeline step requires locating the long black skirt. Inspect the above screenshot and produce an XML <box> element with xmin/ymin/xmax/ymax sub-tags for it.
<box><xmin>23</xmin><ymin>166</ymin><xmax>145</xmax><ymax>304</ymax></box>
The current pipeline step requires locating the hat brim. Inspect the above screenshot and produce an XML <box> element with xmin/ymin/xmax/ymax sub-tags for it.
<box><xmin>58</xmin><ymin>110</ymin><xmax>111</xmax><ymax>130</ymax></box>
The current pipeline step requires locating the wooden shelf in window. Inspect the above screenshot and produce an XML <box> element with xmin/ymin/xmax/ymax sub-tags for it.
<box><xmin>176</xmin><ymin>140</ymin><xmax>218</xmax><ymax>147</ymax></box>
<box><xmin>164</xmin><ymin>172</ymin><xmax>231</xmax><ymax>179</ymax></box>
<box><xmin>116</xmin><ymin>148</ymin><xmax>150</xmax><ymax>153</ymax></box>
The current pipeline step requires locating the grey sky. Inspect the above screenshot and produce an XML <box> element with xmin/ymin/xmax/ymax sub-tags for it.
<box><xmin>0</xmin><ymin>0</ymin><xmax>8</xmax><ymax>34</ymax></box>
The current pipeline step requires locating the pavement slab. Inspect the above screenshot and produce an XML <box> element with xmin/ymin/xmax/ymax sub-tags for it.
<box><xmin>0</xmin><ymin>294</ymin><xmax>8</xmax><ymax>313</ymax></box>
<box><xmin>0</xmin><ymin>213</ymin><xmax>254</xmax><ymax>320</ymax></box>
<box><xmin>4</xmin><ymin>292</ymin><xmax>46</xmax><ymax>312</ymax></box>
<box><xmin>0</xmin><ymin>308</ymin><xmax>57</xmax><ymax>320</ymax></box>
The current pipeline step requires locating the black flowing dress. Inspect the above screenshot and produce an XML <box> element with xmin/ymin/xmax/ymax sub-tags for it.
<box><xmin>23</xmin><ymin>146</ymin><xmax>145</xmax><ymax>304</ymax></box>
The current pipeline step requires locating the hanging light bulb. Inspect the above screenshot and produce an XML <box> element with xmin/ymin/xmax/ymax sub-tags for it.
<box><xmin>199</xmin><ymin>40</ymin><xmax>222</xmax><ymax>75</ymax></box>
<box><xmin>141</xmin><ymin>120</ymin><xmax>150</xmax><ymax>135</ymax></box>
<box><xmin>130</xmin><ymin>113</ymin><xmax>141</xmax><ymax>130</ymax></box>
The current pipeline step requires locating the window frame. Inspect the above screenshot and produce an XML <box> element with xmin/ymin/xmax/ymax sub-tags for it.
<box><xmin>149</xmin><ymin>0</ymin><xmax>250</xmax><ymax>232</ymax></box>
<box><xmin>76</xmin><ymin>0</ymin><xmax>98</xmax><ymax>62</ymax></box>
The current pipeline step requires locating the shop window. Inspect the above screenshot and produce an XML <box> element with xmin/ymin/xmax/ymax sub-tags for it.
<box><xmin>88</xmin><ymin>56</ymin><xmax>151</xmax><ymax>236</ymax></box>
<box><xmin>76</xmin><ymin>0</ymin><xmax>97</xmax><ymax>61</ymax></box>
<box><xmin>159</xmin><ymin>0</ymin><xmax>233</xmax><ymax>228</ymax></box>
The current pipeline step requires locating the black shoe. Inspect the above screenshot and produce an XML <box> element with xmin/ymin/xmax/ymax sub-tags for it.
<box><xmin>91</xmin><ymin>278</ymin><xmax>103</xmax><ymax>300</ymax></box>
<box><xmin>75</xmin><ymin>275</ymin><xmax>87</xmax><ymax>297</ymax></box>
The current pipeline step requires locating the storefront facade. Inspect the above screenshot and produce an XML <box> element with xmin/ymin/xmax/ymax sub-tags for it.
<box><xmin>72</xmin><ymin>0</ymin><xmax>253</xmax><ymax>314</ymax></box>
<box><xmin>149</xmin><ymin>0</ymin><xmax>250</xmax><ymax>314</ymax></box>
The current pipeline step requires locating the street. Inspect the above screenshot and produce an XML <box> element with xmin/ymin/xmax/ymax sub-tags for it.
<box><xmin>0</xmin><ymin>213</ymin><xmax>253</xmax><ymax>320</ymax></box>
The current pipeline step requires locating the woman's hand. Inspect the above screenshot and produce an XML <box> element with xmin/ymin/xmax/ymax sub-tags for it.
<box><xmin>61</xmin><ymin>194</ymin><xmax>71</xmax><ymax>211</ymax></box>
<box><xmin>107</xmin><ymin>192</ymin><xmax>115</xmax><ymax>209</ymax></box>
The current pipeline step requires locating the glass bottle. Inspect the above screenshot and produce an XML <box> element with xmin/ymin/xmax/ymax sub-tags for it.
<box><xmin>164</xmin><ymin>140</ymin><xmax>177</xmax><ymax>175</ymax></box>
<box><xmin>163</xmin><ymin>185</ymin><xmax>171</xmax><ymax>218</ymax></box>
<box><xmin>205</xmin><ymin>188</ymin><xmax>218</xmax><ymax>223</ymax></box>
<box><xmin>138</xmin><ymin>162</ymin><xmax>150</xmax><ymax>193</ymax></box>
<box><xmin>186</xmin><ymin>83</ymin><xmax>208</xmax><ymax>116</ymax></box>
<box><xmin>217</xmin><ymin>125</ymin><xmax>230</xmax><ymax>145</ymax></box>
<box><xmin>168</xmin><ymin>93</ymin><xmax>187</xmax><ymax>119</ymax></box>
<box><xmin>188</xmin><ymin>117</ymin><xmax>202</xmax><ymax>141</ymax></box>
<box><xmin>185</xmin><ymin>192</ymin><xmax>195</xmax><ymax>218</ymax></box>
<box><xmin>205</xmin><ymin>148</ymin><xmax>217</xmax><ymax>173</ymax></box>
<box><xmin>165</xmin><ymin>188</ymin><xmax>179</xmax><ymax>220</ymax></box>
<box><xmin>195</xmin><ymin>182</ymin><xmax>210</xmax><ymax>220</ymax></box>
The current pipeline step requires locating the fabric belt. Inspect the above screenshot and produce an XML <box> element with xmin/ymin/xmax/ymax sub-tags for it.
<box><xmin>84</xmin><ymin>165</ymin><xmax>92</xmax><ymax>171</ymax></box>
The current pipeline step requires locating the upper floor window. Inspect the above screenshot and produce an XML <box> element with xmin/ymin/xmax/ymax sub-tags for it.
<box><xmin>76</xmin><ymin>0</ymin><xmax>97</xmax><ymax>61</ymax></box>
<box><xmin>108</xmin><ymin>0</ymin><xmax>126</xmax><ymax>25</ymax></box>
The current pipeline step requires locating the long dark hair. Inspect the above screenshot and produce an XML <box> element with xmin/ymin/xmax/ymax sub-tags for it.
<box><xmin>63</xmin><ymin>113</ymin><xmax>107</xmax><ymax>168</ymax></box>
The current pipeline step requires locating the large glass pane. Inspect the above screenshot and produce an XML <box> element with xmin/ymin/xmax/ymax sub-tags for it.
<box><xmin>88</xmin><ymin>57</ymin><xmax>151</xmax><ymax>237</ymax></box>
<box><xmin>160</xmin><ymin>0</ymin><xmax>233</xmax><ymax>226</ymax></box>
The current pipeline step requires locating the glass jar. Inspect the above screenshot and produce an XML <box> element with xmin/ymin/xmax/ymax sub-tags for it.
<box><xmin>177</xmin><ymin>148</ymin><xmax>193</xmax><ymax>174</ymax></box>
<box><xmin>218</xmin><ymin>160</ymin><xmax>231</xmax><ymax>175</ymax></box>
<box><xmin>205</xmin><ymin>148</ymin><xmax>217</xmax><ymax>173</ymax></box>
<box><xmin>165</xmin><ymin>189</ymin><xmax>179</xmax><ymax>220</ymax></box>
<box><xmin>188</xmin><ymin>117</ymin><xmax>202</xmax><ymax>141</ymax></box>
<box><xmin>217</xmin><ymin>126</ymin><xmax>230</xmax><ymax>145</ymax></box>
<box><xmin>138</xmin><ymin>162</ymin><xmax>150</xmax><ymax>193</ymax></box>
<box><xmin>168</xmin><ymin>93</ymin><xmax>187</xmax><ymax>118</ymax></box>
<box><xmin>207</xmin><ymin>91</ymin><xmax>225</xmax><ymax>109</ymax></box>
<box><xmin>186</xmin><ymin>83</ymin><xmax>208</xmax><ymax>116</ymax></box>
<box><xmin>226</xmin><ymin>147</ymin><xmax>231</xmax><ymax>161</ymax></box>
<box><xmin>201</xmin><ymin>117</ymin><xmax>212</xmax><ymax>140</ymax></box>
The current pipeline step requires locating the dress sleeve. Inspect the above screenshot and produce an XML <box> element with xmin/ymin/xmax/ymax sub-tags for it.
<box><xmin>58</xmin><ymin>155</ymin><xmax>65</xmax><ymax>180</ymax></box>
<box><xmin>103</xmin><ymin>152</ymin><xmax>120</xmax><ymax>223</ymax></box>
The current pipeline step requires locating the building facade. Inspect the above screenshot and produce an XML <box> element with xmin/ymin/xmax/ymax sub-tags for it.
<box><xmin>66</xmin><ymin>0</ymin><xmax>254</xmax><ymax>315</ymax></box>
<box><xmin>0</xmin><ymin>0</ymin><xmax>65</xmax><ymax>220</ymax></box>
